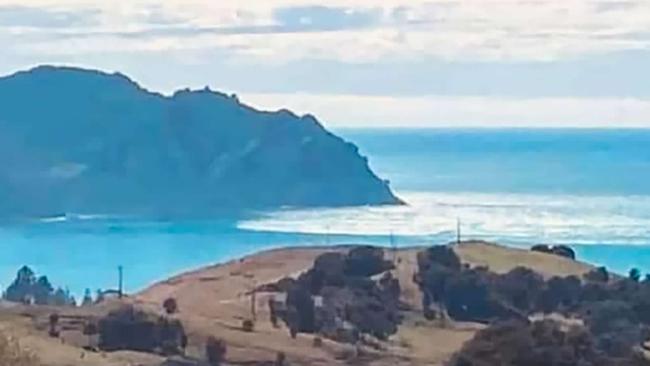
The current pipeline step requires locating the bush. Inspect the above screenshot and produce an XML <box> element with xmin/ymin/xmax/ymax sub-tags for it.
<box><xmin>585</xmin><ymin>267</ymin><xmax>610</xmax><ymax>283</ymax></box>
<box><xmin>530</xmin><ymin>244</ymin><xmax>551</xmax><ymax>254</ymax></box>
<box><xmin>495</xmin><ymin>267</ymin><xmax>544</xmax><ymax>313</ymax></box>
<box><xmin>447</xmin><ymin>319</ymin><xmax>649</xmax><ymax>366</ymax></box>
<box><xmin>537</xmin><ymin>275</ymin><xmax>581</xmax><ymax>313</ymax></box>
<box><xmin>417</xmin><ymin>246</ymin><xmax>461</xmax><ymax>273</ymax></box>
<box><xmin>205</xmin><ymin>336</ymin><xmax>226</xmax><ymax>366</ymax></box>
<box><xmin>630</xmin><ymin>268</ymin><xmax>642</xmax><ymax>282</ymax></box>
<box><xmin>531</xmin><ymin>244</ymin><xmax>576</xmax><ymax>260</ymax></box>
<box><xmin>344</xmin><ymin>246</ymin><xmax>394</xmax><ymax>277</ymax></box>
<box><xmin>48</xmin><ymin>313</ymin><xmax>60</xmax><ymax>338</ymax></box>
<box><xmin>286</xmin><ymin>285</ymin><xmax>315</xmax><ymax>333</ymax></box>
<box><xmin>583</xmin><ymin>300</ymin><xmax>644</xmax><ymax>356</ymax></box>
<box><xmin>444</xmin><ymin>268</ymin><xmax>495</xmax><ymax>323</ymax></box>
<box><xmin>163</xmin><ymin>297</ymin><xmax>179</xmax><ymax>315</ymax></box>
<box><xmin>98</xmin><ymin>305</ymin><xmax>186</xmax><ymax>354</ymax></box>
<box><xmin>242</xmin><ymin>319</ymin><xmax>254</xmax><ymax>332</ymax></box>
<box><xmin>272</xmin><ymin>247</ymin><xmax>401</xmax><ymax>342</ymax></box>
<box><xmin>552</xmin><ymin>245</ymin><xmax>576</xmax><ymax>260</ymax></box>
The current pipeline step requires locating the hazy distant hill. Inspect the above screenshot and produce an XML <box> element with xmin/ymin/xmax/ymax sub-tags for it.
<box><xmin>0</xmin><ymin>66</ymin><xmax>399</xmax><ymax>218</ymax></box>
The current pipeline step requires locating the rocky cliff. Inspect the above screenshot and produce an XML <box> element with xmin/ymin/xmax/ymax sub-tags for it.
<box><xmin>0</xmin><ymin>66</ymin><xmax>400</xmax><ymax>218</ymax></box>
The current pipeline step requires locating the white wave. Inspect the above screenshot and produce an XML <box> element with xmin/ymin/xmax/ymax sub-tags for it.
<box><xmin>237</xmin><ymin>191</ymin><xmax>650</xmax><ymax>245</ymax></box>
<box><xmin>38</xmin><ymin>213</ymin><xmax>111</xmax><ymax>223</ymax></box>
<box><xmin>39</xmin><ymin>215</ymin><xmax>68</xmax><ymax>223</ymax></box>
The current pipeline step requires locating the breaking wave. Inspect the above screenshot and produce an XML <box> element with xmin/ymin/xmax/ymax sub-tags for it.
<box><xmin>238</xmin><ymin>191</ymin><xmax>650</xmax><ymax>246</ymax></box>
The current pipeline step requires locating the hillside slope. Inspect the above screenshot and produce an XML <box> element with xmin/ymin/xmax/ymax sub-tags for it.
<box><xmin>133</xmin><ymin>242</ymin><xmax>594</xmax><ymax>365</ymax></box>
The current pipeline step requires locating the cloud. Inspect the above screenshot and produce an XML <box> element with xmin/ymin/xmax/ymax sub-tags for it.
<box><xmin>593</xmin><ymin>0</ymin><xmax>638</xmax><ymax>12</ymax></box>
<box><xmin>3</xmin><ymin>0</ymin><xmax>650</xmax><ymax>63</ymax></box>
<box><xmin>3</xmin><ymin>0</ymin><xmax>650</xmax><ymax>129</ymax></box>
<box><xmin>272</xmin><ymin>5</ymin><xmax>382</xmax><ymax>31</ymax></box>
<box><xmin>0</xmin><ymin>5</ymin><xmax>99</xmax><ymax>28</ymax></box>
<box><xmin>240</xmin><ymin>92</ymin><xmax>650</xmax><ymax>128</ymax></box>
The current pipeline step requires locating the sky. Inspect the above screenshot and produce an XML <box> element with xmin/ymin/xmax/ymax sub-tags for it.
<box><xmin>2</xmin><ymin>0</ymin><xmax>650</xmax><ymax>128</ymax></box>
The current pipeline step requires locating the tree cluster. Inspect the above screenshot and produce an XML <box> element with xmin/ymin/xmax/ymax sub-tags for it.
<box><xmin>3</xmin><ymin>266</ymin><xmax>75</xmax><ymax>306</ymax></box>
<box><xmin>273</xmin><ymin>246</ymin><xmax>401</xmax><ymax>342</ymax></box>
<box><xmin>417</xmin><ymin>245</ymin><xmax>650</xmax><ymax>363</ymax></box>
<box><xmin>448</xmin><ymin>319</ymin><xmax>650</xmax><ymax>366</ymax></box>
<box><xmin>530</xmin><ymin>244</ymin><xmax>576</xmax><ymax>260</ymax></box>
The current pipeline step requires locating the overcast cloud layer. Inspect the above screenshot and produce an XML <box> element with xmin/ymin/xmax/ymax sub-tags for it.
<box><xmin>1</xmin><ymin>0</ymin><xmax>650</xmax><ymax>127</ymax></box>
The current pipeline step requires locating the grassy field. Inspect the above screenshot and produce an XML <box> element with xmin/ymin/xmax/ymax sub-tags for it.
<box><xmin>0</xmin><ymin>241</ymin><xmax>595</xmax><ymax>366</ymax></box>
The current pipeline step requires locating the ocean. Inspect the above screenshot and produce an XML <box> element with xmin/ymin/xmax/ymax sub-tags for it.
<box><xmin>2</xmin><ymin>128</ymin><xmax>650</xmax><ymax>296</ymax></box>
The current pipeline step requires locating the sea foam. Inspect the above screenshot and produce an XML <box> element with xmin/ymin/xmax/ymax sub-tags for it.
<box><xmin>238</xmin><ymin>191</ymin><xmax>650</xmax><ymax>246</ymax></box>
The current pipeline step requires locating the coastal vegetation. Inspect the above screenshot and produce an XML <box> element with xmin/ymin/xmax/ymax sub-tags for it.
<box><xmin>530</xmin><ymin>244</ymin><xmax>576</xmax><ymax>260</ymax></box>
<box><xmin>448</xmin><ymin>319</ymin><xmax>650</xmax><ymax>366</ymax></box>
<box><xmin>270</xmin><ymin>246</ymin><xmax>401</xmax><ymax>342</ymax></box>
<box><xmin>1</xmin><ymin>243</ymin><xmax>650</xmax><ymax>365</ymax></box>
<box><xmin>3</xmin><ymin>266</ymin><xmax>75</xmax><ymax>306</ymax></box>
<box><xmin>415</xmin><ymin>245</ymin><xmax>650</xmax><ymax>365</ymax></box>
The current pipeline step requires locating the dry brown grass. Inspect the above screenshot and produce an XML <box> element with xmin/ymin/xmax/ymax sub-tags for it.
<box><xmin>0</xmin><ymin>241</ymin><xmax>597</xmax><ymax>366</ymax></box>
<box><xmin>0</xmin><ymin>330</ymin><xmax>39</xmax><ymax>366</ymax></box>
<box><xmin>455</xmin><ymin>241</ymin><xmax>593</xmax><ymax>278</ymax></box>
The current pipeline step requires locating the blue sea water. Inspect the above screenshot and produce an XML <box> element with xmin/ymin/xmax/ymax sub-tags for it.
<box><xmin>2</xmin><ymin>128</ymin><xmax>650</xmax><ymax>296</ymax></box>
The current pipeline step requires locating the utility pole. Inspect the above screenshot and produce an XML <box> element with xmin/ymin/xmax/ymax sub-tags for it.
<box><xmin>390</xmin><ymin>230</ymin><xmax>397</xmax><ymax>263</ymax></box>
<box><xmin>325</xmin><ymin>225</ymin><xmax>330</xmax><ymax>246</ymax></box>
<box><xmin>118</xmin><ymin>265</ymin><xmax>123</xmax><ymax>298</ymax></box>
<box><xmin>250</xmin><ymin>284</ymin><xmax>257</xmax><ymax>321</ymax></box>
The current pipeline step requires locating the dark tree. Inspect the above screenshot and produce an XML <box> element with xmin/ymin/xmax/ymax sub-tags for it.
<box><xmin>530</xmin><ymin>244</ymin><xmax>552</xmax><ymax>254</ymax></box>
<box><xmin>448</xmin><ymin>319</ymin><xmax>650</xmax><ymax>366</ymax></box>
<box><xmin>584</xmin><ymin>300</ymin><xmax>645</xmax><ymax>358</ymax></box>
<box><xmin>551</xmin><ymin>245</ymin><xmax>576</xmax><ymax>260</ymax></box>
<box><xmin>34</xmin><ymin>276</ymin><xmax>54</xmax><ymax>305</ymax></box>
<box><xmin>163</xmin><ymin>297</ymin><xmax>179</xmax><ymax>315</ymax></box>
<box><xmin>268</xmin><ymin>298</ymin><xmax>279</xmax><ymax>328</ymax></box>
<box><xmin>531</xmin><ymin>245</ymin><xmax>576</xmax><ymax>260</ymax></box>
<box><xmin>585</xmin><ymin>267</ymin><xmax>610</xmax><ymax>283</ymax></box>
<box><xmin>417</xmin><ymin>246</ymin><xmax>461</xmax><ymax>273</ymax></box>
<box><xmin>344</xmin><ymin>246</ymin><xmax>394</xmax><ymax>277</ymax></box>
<box><xmin>51</xmin><ymin>287</ymin><xmax>73</xmax><ymax>306</ymax></box>
<box><xmin>242</xmin><ymin>319</ymin><xmax>254</xmax><ymax>332</ymax></box>
<box><xmin>205</xmin><ymin>336</ymin><xmax>227</xmax><ymax>366</ymax></box>
<box><xmin>444</xmin><ymin>268</ymin><xmax>494</xmax><ymax>323</ymax></box>
<box><xmin>537</xmin><ymin>275</ymin><xmax>581</xmax><ymax>313</ymax></box>
<box><xmin>553</xmin><ymin>245</ymin><xmax>576</xmax><ymax>260</ymax></box>
<box><xmin>629</xmin><ymin>268</ymin><xmax>642</xmax><ymax>283</ymax></box>
<box><xmin>270</xmin><ymin>247</ymin><xmax>402</xmax><ymax>343</ymax></box>
<box><xmin>83</xmin><ymin>321</ymin><xmax>99</xmax><ymax>348</ymax></box>
<box><xmin>496</xmin><ymin>267</ymin><xmax>544</xmax><ymax>312</ymax></box>
<box><xmin>4</xmin><ymin>266</ymin><xmax>36</xmax><ymax>303</ymax></box>
<box><xmin>48</xmin><ymin>313</ymin><xmax>60</xmax><ymax>338</ymax></box>
<box><xmin>81</xmin><ymin>289</ymin><xmax>93</xmax><ymax>307</ymax></box>
<box><xmin>98</xmin><ymin>305</ymin><xmax>186</xmax><ymax>354</ymax></box>
<box><xmin>286</xmin><ymin>285</ymin><xmax>315</xmax><ymax>333</ymax></box>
